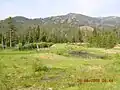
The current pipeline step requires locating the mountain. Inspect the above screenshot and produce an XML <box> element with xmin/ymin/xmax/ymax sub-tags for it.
<box><xmin>0</xmin><ymin>13</ymin><xmax>120</xmax><ymax>33</ymax></box>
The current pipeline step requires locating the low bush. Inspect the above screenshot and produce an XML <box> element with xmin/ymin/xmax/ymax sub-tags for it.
<box><xmin>0</xmin><ymin>44</ymin><xmax>3</xmax><ymax>49</ymax></box>
<box><xmin>50</xmin><ymin>44</ymin><xmax>69</xmax><ymax>55</ymax></box>
<box><xmin>18</xmin><ymin>42</ymin><xmax>53</xmax><ymax>50</ymax></box>
<box><xmin>50</xmin><ymin>44</ymin><xmax>85</xmax><ymax>56</ymax></box>
<box><xmin>32</xmin><ymin>58</ymin><xmax>49</xmax><ymax>72</ymax></box>
<box><xmin>15</xmin><ymin>43</ymin><xmax>23</xmax><ymax>50</ymax></box>
<box><xmin>0</xmin><ymin>44</ymin><xmax>6</xmax><ymax>49</ymax></box>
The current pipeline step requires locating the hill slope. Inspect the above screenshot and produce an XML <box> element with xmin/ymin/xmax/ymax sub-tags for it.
<box><xmin>0</xmin><ymin>13</ymin><xmax>120</xmax><ymax>32</ymax></box>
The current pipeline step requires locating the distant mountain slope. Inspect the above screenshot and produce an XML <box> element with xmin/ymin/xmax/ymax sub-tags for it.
<box><xmin>0</xmin><ymin>13</ymin><xmax>120</xmax><ymax>32</ymax></box>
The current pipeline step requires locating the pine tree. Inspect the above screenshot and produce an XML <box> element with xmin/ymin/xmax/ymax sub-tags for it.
<box><xmin>7</xmin><ymin>17</ymin><xmax>17</xmax><ymax>47</ymax></box>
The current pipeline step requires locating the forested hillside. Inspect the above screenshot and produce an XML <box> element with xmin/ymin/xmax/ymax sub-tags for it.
<box><xmin>1</xmin><ymin>13</ymin><xmax>120</xmax><ymax>32</ymax></box>
<box><xmin>0</xmin><ymin>13</ymin><xmax>120</xmax><ymax>49</ymax></box>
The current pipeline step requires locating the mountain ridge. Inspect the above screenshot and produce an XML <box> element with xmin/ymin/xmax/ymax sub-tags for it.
<box><xmin>2</xmin><ymin>13</ymin><xmax>120</xmax><ymax>20</ymax></box>
<box><xmin>0</xmin><ymin>13</ymin><xmax>120</xmax><ymax>33</ymax></box>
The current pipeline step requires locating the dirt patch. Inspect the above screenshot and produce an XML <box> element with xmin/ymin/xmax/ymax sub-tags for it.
<box><xmin>40</xmin><ymin>54</ymin><xmax>54</xmax><ymax>60</ymax></box>
<box><xmin>40</xmin><ymin>56</ymin><xmax>50</xmax><ymax>59</ymax></box>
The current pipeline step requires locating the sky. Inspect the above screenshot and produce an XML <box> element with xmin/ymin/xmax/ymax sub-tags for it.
<box><xmin>0</xmin><ymin>0</ymin><xmax>120</xmax><ymax>19</ymax></box>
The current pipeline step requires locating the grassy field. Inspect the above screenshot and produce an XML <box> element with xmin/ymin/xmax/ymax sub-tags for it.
<box><xmin>0</xmin><ymin>43</ymin><xmax>120</xmax><ymax>90</ymax></box>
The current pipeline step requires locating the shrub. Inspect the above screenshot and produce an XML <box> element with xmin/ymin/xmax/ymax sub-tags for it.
<box><xmin>19</xmin><ymin>42</ymin><xmax>54</xmax><ymax>50</ymax></box>
<box><xmin>0</xmin><ymin>44</ymin><xmax>3</xmax><ymax>49</ymax></box>
<box><xmin>50</xmin><ymin>44</ymin><xmax>69</xmax><ymax>55</ymax></box>
<box><xmin>32</xmin><ymin>58</ymin><xmax>49</xmax><ymax>72</ymax></box>
<box><xmin>15</xmin><ymin>43</ymin><xmax>22</xmax><ymax>50</ymax></box>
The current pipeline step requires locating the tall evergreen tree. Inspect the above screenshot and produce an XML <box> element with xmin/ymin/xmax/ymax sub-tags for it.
<box><xmin>7</xmin><ymin>17</ymin><xmax>17</xmax><ymax>47</ymax></box>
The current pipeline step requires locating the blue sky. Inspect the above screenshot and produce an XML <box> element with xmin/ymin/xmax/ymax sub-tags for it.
<box><xmin>0</xmin><ymin>0</ymin><xmax>120</xmax><ymax>19</ymax></box>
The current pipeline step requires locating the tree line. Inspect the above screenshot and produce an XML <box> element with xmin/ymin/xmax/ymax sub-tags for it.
<box><xmin>0</xmin><ymin>17</ymin><xmax>119</xmax><ymax>49</ymax></box>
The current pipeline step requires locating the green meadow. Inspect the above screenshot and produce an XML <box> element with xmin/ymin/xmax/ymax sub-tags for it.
<box><xmin>0</xmin><ymin>43</ymin><xmax>120</xmax><ymax>90</ymax></box>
